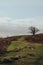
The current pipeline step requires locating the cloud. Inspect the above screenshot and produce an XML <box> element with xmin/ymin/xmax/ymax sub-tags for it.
<box><xmin>0</xmin><ymin>17</ymin><xmax>43</xmax><ymax>37</ymax></box>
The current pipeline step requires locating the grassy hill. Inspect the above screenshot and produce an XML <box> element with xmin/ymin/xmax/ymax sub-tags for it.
<box><xmin>0</xmin><ymin>34</ymin><xmax>43</xmax><ymax>65</ymax></box>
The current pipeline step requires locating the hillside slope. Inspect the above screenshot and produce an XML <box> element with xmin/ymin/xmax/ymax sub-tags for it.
<box><xmin>0</xmin><ymin>34</ymin><xmax>43</xmax><ymax>51</ymax></box>
<box><xmin>0</xmin><ymin>35</ymin><xmax>43</xmax><ymax>65</ymax></box>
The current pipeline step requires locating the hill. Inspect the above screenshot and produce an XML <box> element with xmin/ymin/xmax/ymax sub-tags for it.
<box><xmin>0</xmin><ymin>34</ymin><xmax>43</xmax><ymax>51</ymax></box>
<box><xmin>0</xmin><ymin>34</ymin><xmax>43</xmax><ymax>65</ymax></box>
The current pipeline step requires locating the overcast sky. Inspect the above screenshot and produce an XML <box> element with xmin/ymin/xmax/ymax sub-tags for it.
<box><xmin>0</xmin><ymin>0</ymin><xmax>43</xmax><ymax>37</ymax></box>
<box><xmin>0</xmin><ymin>0</ymin><xmax>43</xmax><ymax>18</ymax></box>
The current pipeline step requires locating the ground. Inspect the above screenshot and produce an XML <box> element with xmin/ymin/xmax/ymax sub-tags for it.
<box><xmin>0</xmin><ymin>35</ymin><xmax>43</xmax><ymax>65</ymax></box>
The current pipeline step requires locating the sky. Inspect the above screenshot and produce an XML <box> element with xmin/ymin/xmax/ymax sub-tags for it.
<box><xmin>0</xmin><ymin>0</ymin><xmax>43</xmax><ymax>18</ymax></box>
<box><xmin>0</xmin><ymin>0</ymin><xmax>43</xmax><ymax>37</ymax></box>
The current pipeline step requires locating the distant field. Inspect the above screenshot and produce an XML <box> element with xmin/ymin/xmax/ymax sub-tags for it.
<box><xmin>0</xmin><ymin>36</ymin><xmax>43</xmax><ymax>65</ymax></box>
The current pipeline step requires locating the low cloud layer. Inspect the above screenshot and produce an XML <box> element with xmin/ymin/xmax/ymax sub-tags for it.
<box><xmin>0</xmin><ymin>17</ymin><xmax>43</xmax><ymax>37</ymax></box>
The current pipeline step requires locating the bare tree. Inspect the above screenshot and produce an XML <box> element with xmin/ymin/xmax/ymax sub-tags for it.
<box><xmin>29</xmin><ymin>26</ymin><xmax>39</xmax><ymax>35</ymax></box>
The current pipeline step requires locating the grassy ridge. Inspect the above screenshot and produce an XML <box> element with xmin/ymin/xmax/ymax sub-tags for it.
<box><xmin>0</xmin><ymin>36</ymin><xmax>43</xmax><ymax>65</ymax></box>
